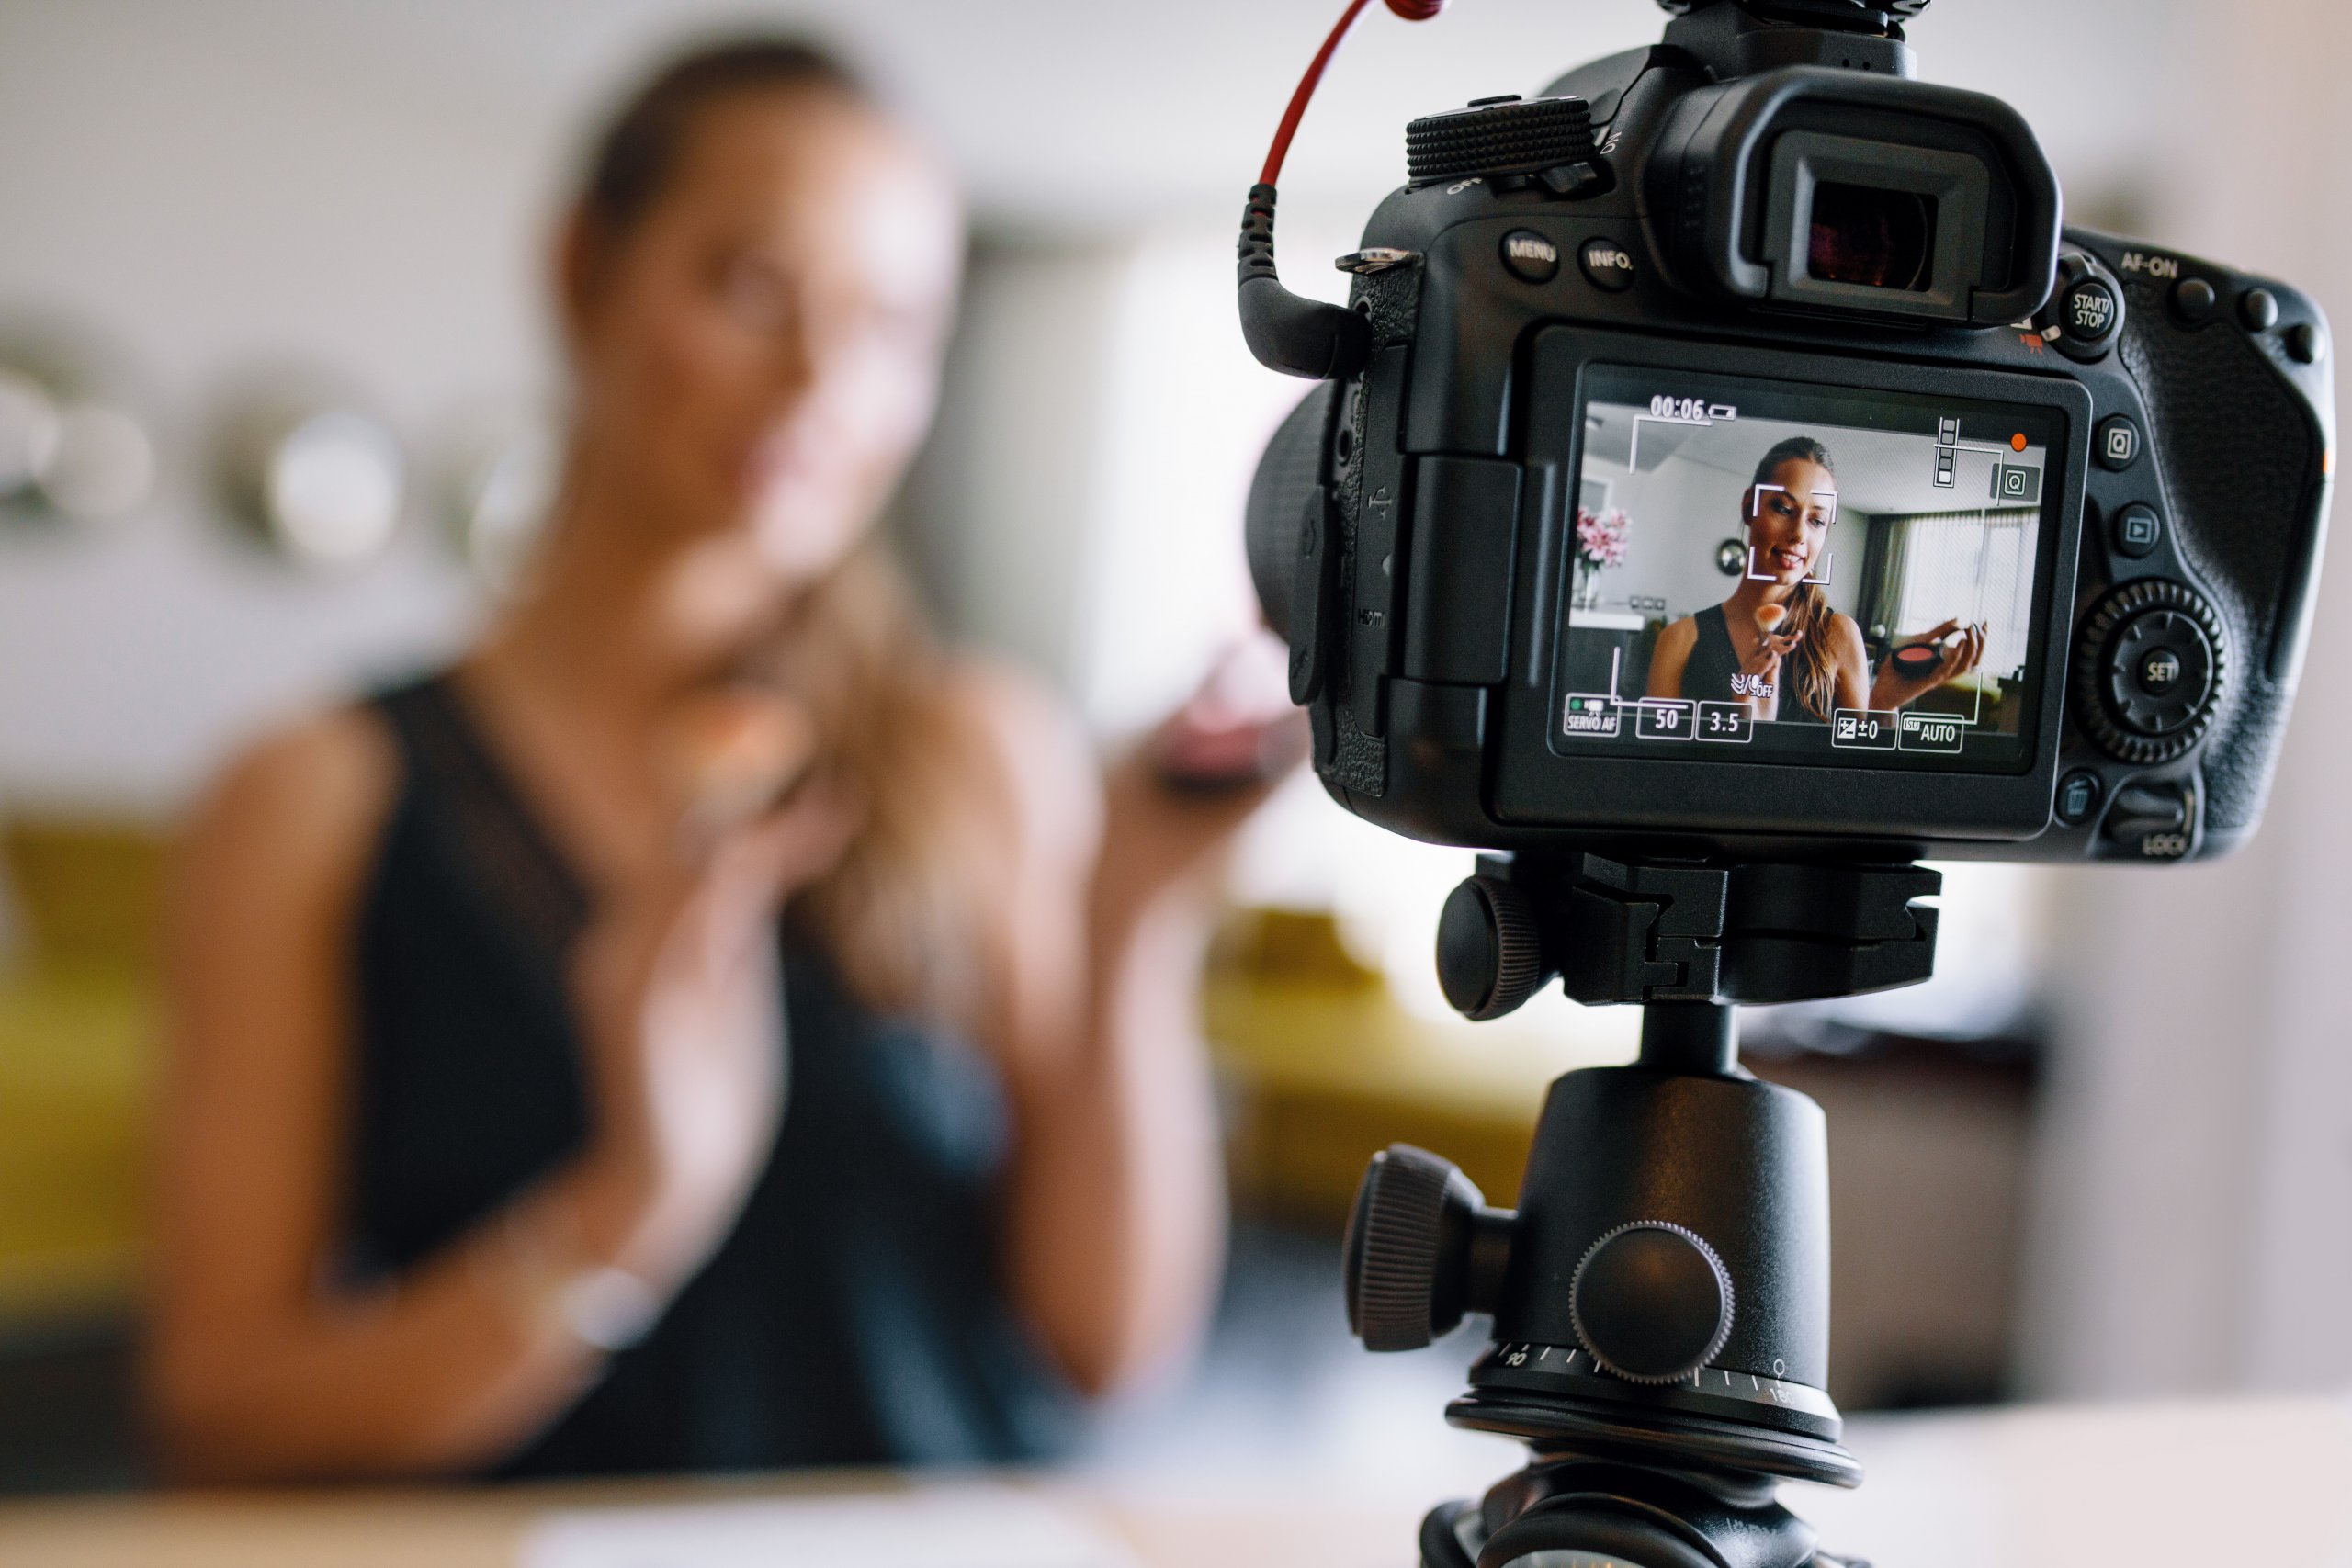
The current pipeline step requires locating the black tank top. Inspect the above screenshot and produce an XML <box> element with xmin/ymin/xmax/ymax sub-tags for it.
<box><xmin>344</xmin><ymin>674</ymin><xmax>1076</xmax><ymax>1477</ymax></box>
<box><xmin>1681</xmin><ymin>604</ymin><xmax>1743</xmax><ymax>706</ymax></box>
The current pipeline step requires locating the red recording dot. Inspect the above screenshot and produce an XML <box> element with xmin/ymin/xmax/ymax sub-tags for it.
<box><xmin>2010</xmin><ymin>433</ymin><xmax>2028</xmax><ymax>451</ymax></box>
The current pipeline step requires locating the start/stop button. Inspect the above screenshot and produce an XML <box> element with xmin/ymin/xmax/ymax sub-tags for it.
<box><xmin>2061</xmin><ymin>276</ymin><xmax>2120</xmax><ymax>345</ymax></box>
<box><xmin>2044</xmin><ymin>254</ymin><xmax>2125</xmax><ymax>360</ymax></box>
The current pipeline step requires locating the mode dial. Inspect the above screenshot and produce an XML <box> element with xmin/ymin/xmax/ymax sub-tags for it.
<box><xmin>1343</xmin><ymin>1145</ymin><xmax>1514</xmax><ymax>1352</ymax></box>
<box><xmin>1406</xmin><ymin>96</ymin><xmax>1599</xmax><ymax>191</ymax></box>
<box><xmin>2072</xmin><ymin>579</ymin><xmax>2227</xmax><ymax>764</ymax></box>
<box><xmin>1569</xmin><ymin>1221</ymin><xmax>1736</xmax><ymax>1384</ymax></box>
<box><xmin>1657</xmin><ymin>0</ymin><xmax>1930</xmax><ymax>17</ymax></box>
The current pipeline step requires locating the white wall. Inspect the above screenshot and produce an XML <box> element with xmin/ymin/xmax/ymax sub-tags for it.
<box><xmin>2016</xmin><ymin>0</ymin><xmax>2352</xmax><ymax>1400</ymax></box>
<box><xmin>0</xmin><ymin>4</ymin><xmax>554</xmax><ymax>810</ymax></box>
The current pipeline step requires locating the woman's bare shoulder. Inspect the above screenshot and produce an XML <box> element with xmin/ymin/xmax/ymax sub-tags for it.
<box><xmin>177</xmin><ymin>704</ymin><xmax>401</xmax><ymax>927</ymax></box>
<box><xmin>1657</xmin><ymin>615</ymin><xmax>1701</xmax><ymax>653</ymax></box>
<box><xmin>936</xmin><ymin>656</ymin><xmax>1102</xmax><ymax>868</ymax></box>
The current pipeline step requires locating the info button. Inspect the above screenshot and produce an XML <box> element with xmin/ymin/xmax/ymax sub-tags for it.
<box><xmin>1579</xmin><ymin>237</ymin><xmax>1636</xmax><ymax>292</ymax></box>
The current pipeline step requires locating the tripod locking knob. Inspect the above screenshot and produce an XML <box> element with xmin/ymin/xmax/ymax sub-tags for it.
<box><xmin>1344</xmin><ymin>1145</ymin><xmax>1515</xmax><ymax>1351</ymax></box>
<box><xmin>1436</xmin><ymin>874</ymin><xmax>1550</xmax><ymax>1021</ymax></box>
<box><xmin>1569</xmin><ymin>1221</ymin><xmax>1736</xmax><ymax>1383</ymax></box>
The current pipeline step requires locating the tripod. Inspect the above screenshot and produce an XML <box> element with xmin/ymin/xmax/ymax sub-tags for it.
<box><xmin>1343</xmin><ymin>849</ymin><xmax>1942</xmax><ymax>1568</ymax></box>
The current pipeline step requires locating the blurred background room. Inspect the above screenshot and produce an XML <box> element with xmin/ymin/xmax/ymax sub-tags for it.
<box><xmin>0</xmin><ymin>0</ymin><xmax>2346</xmax><ymax>1512</ymax></box>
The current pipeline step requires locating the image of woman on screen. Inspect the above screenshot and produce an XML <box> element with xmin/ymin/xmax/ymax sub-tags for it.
<box><xmin>1646</xmin><ymin>434</ymin><xmax>1986</xmax><ymax>724</ymax></box>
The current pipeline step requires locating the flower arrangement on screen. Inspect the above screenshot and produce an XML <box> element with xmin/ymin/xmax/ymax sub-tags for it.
<box><xmin>1575</xmin><ymin>506</ymin><xmax>1630</xmax><ymax>570</ymax></box>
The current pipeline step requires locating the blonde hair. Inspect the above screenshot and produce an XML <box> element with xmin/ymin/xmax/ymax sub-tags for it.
<box><xmin>762</xmin><ymin>539</ymin><xmax>1005</xmax><ymax>1027</ymax></box>
<box><xmin>1750</xmin><ymin>437</ymin><xmax>1842</xmax><ymax>725</ymax></box>
<box><xmin>583</xmin><ymin>39</ymin><xmax>1001</xmax><ymax>1028</ymax></box>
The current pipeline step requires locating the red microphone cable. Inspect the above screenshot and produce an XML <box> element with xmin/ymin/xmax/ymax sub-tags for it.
<box><xmin>1240</xmin><ymin>0</ymin><xmax>1447</xmax><ymax>378</ymax></box>
<box><xmin>1261</xmin><ymin>0</ymin><xmax>1447</xmax><ymax>187</ymax></box>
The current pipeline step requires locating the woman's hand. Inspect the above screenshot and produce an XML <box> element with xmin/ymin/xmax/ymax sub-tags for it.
<box><xmin>1738</xmin><ymin>604</ymin><xmax>1803</xmax><ymax>721</ymax></box>
<box><xmin>1870</xmin><ymin>618</ymin><xmax>1988</xmax><ymax>712</ymax></box>
<box><xmin>567</xmin><ymin>691</ymin><xmax>857</xmax><ymax>1288</ymax></box>
<box><xmin>1100</xmin><ymin>635</ymin><xmax>1308</xmax><ymax>914</ymax></box>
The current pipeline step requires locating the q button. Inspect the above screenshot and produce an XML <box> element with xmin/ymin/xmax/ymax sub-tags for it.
<box><xmin>1578</xmin><ymin>237</ymin><xmax>1636</xmax><ymax>292</ymax></box>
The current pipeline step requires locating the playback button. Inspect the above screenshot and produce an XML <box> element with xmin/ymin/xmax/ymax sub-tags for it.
<box><xmin>2111</xmin><ymin>502</ymin><xmax>2163</xmax><ymax>559</ymax></box>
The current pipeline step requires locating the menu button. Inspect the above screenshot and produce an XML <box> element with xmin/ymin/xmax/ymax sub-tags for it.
<box><xmin>1499</xmin><ymin>230</ymin><xmax>1560</xmax><ymax>283</ymax></box>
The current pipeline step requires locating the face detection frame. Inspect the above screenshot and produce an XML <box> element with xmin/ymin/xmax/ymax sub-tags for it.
<box><xmin>1743</xmin><ymin>482</ymin><xmax>1838</xmax><ymax>586</ymax></box>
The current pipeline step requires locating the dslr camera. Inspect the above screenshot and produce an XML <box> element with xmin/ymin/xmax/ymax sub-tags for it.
<box><xmin>1235</xmin><ymin>3</ymin><xmax>2334</xmax><ymax>1564</ymax></box>
<box><xmin>1244</xmin><ymin>0</ymin><xmax>2333</xmax><ymax>871</ymax></box>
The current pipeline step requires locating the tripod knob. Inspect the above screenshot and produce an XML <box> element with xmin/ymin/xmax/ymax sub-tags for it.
<box><xmin>1344</xmin><ymin>1145</ymin><xmax>1514</xmax><ymax>1351</ymax></box>
<box><xmin>1436</xmin><ymin>875</ymin><xmax>1550</xmax><ymax>1021</ymax></box>
<box><xmin>1569</xmin><ymin>1221</ymin><xmax>1736</xmax><ymax>1383</ymax></box>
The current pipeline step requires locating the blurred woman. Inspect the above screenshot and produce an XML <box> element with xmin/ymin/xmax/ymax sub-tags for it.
<box><xmin>1648</xmin><ymin>434</ymin><xmax>1984</xmax><ymax>723</ymax></box>
<box><xmin>149</xmin><ymin>39</ymin><xmax>1295</xmax><ymax>1481</ymax></box>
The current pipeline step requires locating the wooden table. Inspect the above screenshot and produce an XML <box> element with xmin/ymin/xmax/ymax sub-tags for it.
<box><xmin>1</xmin><ymin>1397</ymin><xmax>2346</xmax><ymax>1566</ymax></box>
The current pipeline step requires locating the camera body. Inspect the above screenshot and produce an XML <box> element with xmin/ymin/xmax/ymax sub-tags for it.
<box><xmin>1248</xmin><ymin>6</ymin><xmax>2334</xmax><ymax>865</ymax></box>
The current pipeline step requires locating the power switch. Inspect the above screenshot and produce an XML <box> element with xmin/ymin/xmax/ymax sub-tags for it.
<box><xmin>2107</xmin><ymin>784</ymin><xmax>2187</xmax><ymax>839</ymax></box>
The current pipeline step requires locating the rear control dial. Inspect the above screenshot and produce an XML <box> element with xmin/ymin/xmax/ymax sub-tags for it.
<box><xmin>2073</xmin><ymin>580</ymin><xmax>2226</xmax><ymax>764</ymax></box>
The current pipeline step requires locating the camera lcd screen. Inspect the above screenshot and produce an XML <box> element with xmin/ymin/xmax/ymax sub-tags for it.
<box><xmin>1554</xmin><ymin>366</ymin><xmax>2061</xmax><ymax>772</ymax></box>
